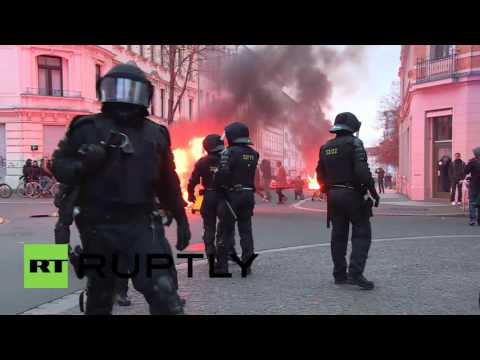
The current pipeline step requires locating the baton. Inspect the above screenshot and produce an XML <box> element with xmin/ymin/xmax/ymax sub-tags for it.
<box><xmin>224</xmin><ymin>199</ymin><xmax>238</xmax><ymax>221</ymax></box>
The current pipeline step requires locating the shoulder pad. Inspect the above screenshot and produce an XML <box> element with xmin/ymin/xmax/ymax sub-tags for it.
<box><xmin>68</xmin><ymin>115</ymin><xmax>96</xmax><ymax>131</ymax></box>
<box><xmin>66</xmin><ymin>115</ymin><xmax>97</xmax><ymax>137</ymax></box>
<box><xmin>157</xmin><ymin>124</ymin><xmax>171</xmax><ymax>146</ymax></box>
<box><xmin>352</xmin><ymin>137</ymin><xmax>364</xmax><ymax>148</ymax></box>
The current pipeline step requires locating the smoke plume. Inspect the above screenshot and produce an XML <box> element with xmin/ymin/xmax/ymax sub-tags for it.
<box><xmin>201</xmin><ymin>45</ymin><xmax>367</xmax><ymax>172</ymax></box>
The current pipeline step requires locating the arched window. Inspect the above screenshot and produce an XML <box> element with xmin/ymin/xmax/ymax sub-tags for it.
<box><xmin>37</xmin><ymin>55</ymin><xmax>63</xmax><ymax>96</ymax></box>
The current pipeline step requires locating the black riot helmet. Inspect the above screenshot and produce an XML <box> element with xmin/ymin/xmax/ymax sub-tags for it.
<box><xmin>329</xmin><ymin>112</ymin><xmax>362</xmax><ymax>134</ymax></box>
<box><xmin>203</xmin><ymin>134</ymin><xmax>225</xmax><ymax>154</ymax></box>
<box><xmin>224</xmin><ymin>122</ymin><xmax>253</xmax><ymax>146</ymax></box>
<box><xmin>97</xmin><ymin>63</ymin><xmax>153</xmax><ymax>109</ymax></box>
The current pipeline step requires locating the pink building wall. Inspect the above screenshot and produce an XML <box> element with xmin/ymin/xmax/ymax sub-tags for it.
<box><xmin>0</xmin><ymin>45</ymin><xmax>221</xmax><ymax>187</ymax></box>
<box><xmin>399</xmin><ymin>45</ymin><xmax>480</xmax><ymax>200</ymax></box>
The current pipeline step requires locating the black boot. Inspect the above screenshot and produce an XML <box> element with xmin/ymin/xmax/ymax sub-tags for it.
<box><xmin>347</xmin><ymin>274</ymin><xmax>375</xmax><ymax>290</ymax></box>
<box><xmin>214</xmin><ymin>260</ymin><xmax>230</xmax><ymax>275</ymax></box>
<box><xmin>115</xmin><ymin>293</ymin><xmax>132</xmax><ymax>306</ymax></box>
<box><xmin>334</xmin><ymin>274</ymin><xmax>348</xmax><ymax>284</ymax></box>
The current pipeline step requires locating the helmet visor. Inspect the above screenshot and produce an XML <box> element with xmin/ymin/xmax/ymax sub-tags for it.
<box><xmin>100</xmin><ymin>77</ymin><xmax>151</xmax><ymax>107</ymax></box>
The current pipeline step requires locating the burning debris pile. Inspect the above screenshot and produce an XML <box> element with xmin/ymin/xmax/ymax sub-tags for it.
<box><xmin>169</xmin><ymin>119</ymin><xmax>225</xmax><ymax>203</ymax></box>
<box><xmin>169</xmin><ymin>46</ymin><xmax>367</xmax><ymax>201</ymax></box>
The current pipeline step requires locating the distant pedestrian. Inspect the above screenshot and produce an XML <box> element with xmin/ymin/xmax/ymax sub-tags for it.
<box><xmin>375</xmin><ymin>167</ymin><xmax>385</xmax><ymax>194</ymax></box>
<box><xmin>259</xmin><ymin>159</ymin><xmax>272</xmax><ymax>202</ymax></box>
<box><xmin>22</xmin><ymin>159</ymin><xmax>33</xmax><ymax>182</ymax></box>
<box><xmin>464</xmin><ymin>147</ymin><xmax>480</xmax><ymax>226</ymax></box>
<box><xmin>449</xmin><ymin>152</ymin><xmax>466</xmax><ymax>205</ymax></box>
<box><xmin>275</xmin><ymin>161</ymin><xmax>288</xmax><ymax>204</ymax></box>
<box><xmin>30</xmin><ymin>161</ymin><xmax>42</xmax><ymax>182</ymax></box>
<box><xmin>384</xmin><ymin>173</ymin><xmax>392</xmax><ymax>189</ymax></box>
<box><xmin>294</xmin><ymin>176</ymin><xmax>306</xmax><ymax>200</ymax></box>
<box><xmin>438</xmin><ymin>155</ymin><xmax>452</xmax><ymax>192</ymax></box>
<box><xmin>39</xmin><ymin>157</ymin><xmax>55</xmax><ymax>193</ymax></box>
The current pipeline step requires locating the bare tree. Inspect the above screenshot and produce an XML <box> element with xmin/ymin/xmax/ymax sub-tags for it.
<box><xmin>376</xmin><ymin>81</ymin><xmax>400</xmax><ymax>166</ymax></box>
<box><xmin>165</xmin><ymin>45</ymin><xmax>213</xmax><ymax>124</ymax></box>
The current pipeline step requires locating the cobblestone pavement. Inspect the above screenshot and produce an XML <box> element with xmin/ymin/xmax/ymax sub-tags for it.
<box><xmin>61</xmin><ymin>233</ymin><xmax>480</xmax><ymax>315</ymax></box>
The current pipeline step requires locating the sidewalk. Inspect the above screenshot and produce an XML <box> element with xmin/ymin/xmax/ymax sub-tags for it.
<box><xmin>58</xmin><ymin>232</ymin><xmax>480</xmax><ymax>315</ymax></box>
<box><xmin>296</xmin><ymin>190</ymin><xmax>467</xmax><ymax>217</ymax></box>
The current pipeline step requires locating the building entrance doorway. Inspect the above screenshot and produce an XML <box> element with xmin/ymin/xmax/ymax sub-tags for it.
<box><xmin>433</xmin><ymin>142</ymin><xmax>452</xmax><ymax>198</ymax></box>
<box><xmin>431</xmin><ymin>115</ymin><xmax>452</xmax><ymax>198</ymax></box>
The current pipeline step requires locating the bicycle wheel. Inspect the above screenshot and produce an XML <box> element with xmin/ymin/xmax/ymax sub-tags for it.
<box><xmin>0</xmin><ymin>183</ymin><xmax>13</xmax><ymax>198</ymax></box>
<box><xmin>49</xmin><ymin>182</ymin><xmax>60</xmax><ymax>197</ymax></box>
<box><xmin>26</xmin><ymin>182</ymin><xmax>42</xmax><ymax>198</ymax></box>
<box><xmin>16</xmin><ymin>183</ymin><xmax>27</xmax><ymax>197</ymax></box>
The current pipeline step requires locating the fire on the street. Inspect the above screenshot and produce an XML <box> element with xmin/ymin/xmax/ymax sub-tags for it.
<box><xmin>307</xmin><ymin>174</ymin><xmax>320</xmax><ymax>190</ymax></box>
<box><xmin>172</xmin><ymin>137</ymin><xmax>205</xmax><ymax>203</ymax></box>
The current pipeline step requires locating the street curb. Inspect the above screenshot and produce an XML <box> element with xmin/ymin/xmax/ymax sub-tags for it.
<box><xmin>21</xmin><ymin>290</ymin><xmax>84</xmax><ymax>315</ymax></box>
<box><xmin>291</xmin><ymin>199</ymin><xmax>467</xmax><ymax>217</ymax></box>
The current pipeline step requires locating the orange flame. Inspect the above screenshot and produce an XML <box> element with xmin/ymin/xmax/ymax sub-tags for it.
<box><xmin>173</xmin><ymin>137</ymin><xmax>205</xmax><ymax>203</ymax></box>
<box><xmin>307</xmin><ymin>174</ymin><xmax>320</xmax><ymax>190</ymax></box>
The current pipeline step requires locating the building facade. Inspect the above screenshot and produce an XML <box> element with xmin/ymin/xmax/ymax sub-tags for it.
<box><xmin>398</xmin><ymin>45</ymin><xmax>480</xmax><ymax>200</ymax></box>
<box><xmin>0</xmin><ymin>45</ymin><xmax>224</xmax><ymax>186</ymax></box>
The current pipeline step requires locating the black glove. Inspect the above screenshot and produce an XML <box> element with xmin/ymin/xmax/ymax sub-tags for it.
<box><xmin>175</xmin><ymin>213</ymin><xmax>191</xmax><ymax>251</ymax></box>
<box><xmin>54</xmin><ymin>221</ymin><xmax>70</xmax><ymax>244</ymax></box>
<box><xmin>188</xmin><ymin>193</ymin><xmax>196</xmax><ymax>203</ymax></box>
<box><xmin>164</xmin><ymin>211</ymin><xmax>174</xmax><ymax>227</ymax></box>
<box><xmin>78</xmin><ymin>144</ymin><xmax>106</xmax><ymax>174</ymax></box>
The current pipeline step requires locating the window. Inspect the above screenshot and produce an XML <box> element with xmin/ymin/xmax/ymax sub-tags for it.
<box><xmin>430</xmin><ymin>45</ymin><xmax>453</xmax><ymax>60</ymax></box>
<box><xmin>95</xmin><ymin>64</ymin><xmax>102</xmax><ymax>100</ymax></box>
<box><xmin>95</xmin><ymin>64</ymin><xmax>101</xmax><ymax>82</ymax></box>
<box><xmin>189</xmin><ymin>98</ymin><xmax>193</xmax><ymax>120</ymax></box>
<box><xmin>433</xmin><ymin>115</ymin><xmax>452</xmax><ymax>141</ymax></box>
<box><xmin>160</xmin><ymin>89</ymin><xmax>165</xmax><ymax>118</ymax></box>
<box><xmin>151</xmin><ymin>91</ymin><xmax>155</xmax><ymax>116</ymax></box>
<box><xmin>160</xmin><ymin>46</ymin><xmax>165</xmax><ymax>67</ymax></box>
<box><xmin>38</xmin><ymin>55</ymin><xmax>63</xmax><ymax>96</ymax></box>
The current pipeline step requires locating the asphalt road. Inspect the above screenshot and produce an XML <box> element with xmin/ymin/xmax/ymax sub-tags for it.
<box><xmin>2</xmin><ymin>190</ymin><xmax>480</xmax><ymax>314</ymax></box>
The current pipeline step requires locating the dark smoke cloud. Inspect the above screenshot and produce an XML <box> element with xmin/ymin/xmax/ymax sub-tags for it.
<box><xmin>203</xmin><ymin>45</ymin><xmax>367</xmax><ymax>171</ymax></box>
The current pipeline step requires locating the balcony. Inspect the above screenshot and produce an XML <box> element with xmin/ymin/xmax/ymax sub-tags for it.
<box><xmin>415</xmin><ymin>54</ymin><xmax>457</xmax><ymax>83</ymax></box>
<box><xmin>21</xmin><ymin>88</ymin><xmax>82</xmax><ymax>98</ymax></box>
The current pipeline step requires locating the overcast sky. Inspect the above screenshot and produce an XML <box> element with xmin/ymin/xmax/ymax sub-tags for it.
<box><xmin>325</xmin><ymin>45</ymin><xmax>401</xmax><ymax>147</ymax></box>
<box><xmin>246</xmin><ymin>45</ymin><xmax>401</xmax><ymax>147</ymax></box>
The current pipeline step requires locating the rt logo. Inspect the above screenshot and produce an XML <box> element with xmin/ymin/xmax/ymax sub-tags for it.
<box><xmin>24</xmin><ymin>244</ymin><xmax>69</xmax><ymax>289</ymax></box>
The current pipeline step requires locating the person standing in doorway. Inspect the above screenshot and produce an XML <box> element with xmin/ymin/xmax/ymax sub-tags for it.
<box><xmin>438</xmin><ymin>155</ymin><xmax>452</xmax><ymax>192</ymax></box>
<box><xmin>449</xmin><ymin>152</ymin><xmax>466</xmax><ymax>205</ymax></box>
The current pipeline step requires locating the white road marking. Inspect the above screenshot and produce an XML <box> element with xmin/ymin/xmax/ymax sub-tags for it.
<box><xmin>291</xmin><ymin>199</ymin><xmax>465</xmax><ymax>216</ymax></box>
<box><xmin>21</xmin><ymin>233</ymin><xmax>480</xmax><ymax>315</ymax></box>
<box><xmin>0</xmin><ymin>201</ymin><xmax>53</xmax><ymax>205</ymax></box>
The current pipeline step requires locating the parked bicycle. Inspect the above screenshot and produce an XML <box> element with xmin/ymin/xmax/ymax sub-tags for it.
<box><xmin>16</xmin><ymin>176</ymin><xmax>30</xmax><ymax>197</ymax></box>
<box><xmin>26</xmin><ymin>179</ymin><xmax>60</xmax><ymax>199</ymax></box>
<box><xmin>0</xmin><ymin>182</ymin><xmax>13</xmax><ymax>198</ymax></box>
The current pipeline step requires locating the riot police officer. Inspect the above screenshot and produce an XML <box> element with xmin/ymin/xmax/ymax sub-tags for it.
<box><xmin>316</xmin><ymin>112</ymin><xmax>379</xmax><ymax>290</ymax></box>
<box><xmin>215</xmin><ymin>122</ymin><xmax>259</xmax><ymax>275</ymax></box>
<box><xmin>187</xmin><ymin>134</ymin><xmax>226</xmax><ymax>266</ymax></box>
<box><xmin>52</xmin><ymin>63</ymin><xmax>191</xmax><ymax>315</ymax></box>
